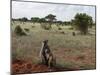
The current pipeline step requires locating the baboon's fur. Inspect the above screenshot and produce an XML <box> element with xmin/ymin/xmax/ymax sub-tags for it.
<box><xmin>45</xmin><ymin>49</ymin><xmax>56</xmax><ymax>68</ymax></box>
<box><xmin>39</xmin><ymin>40</ymin><xmax>56</xmax><ymax>68</ymax></box>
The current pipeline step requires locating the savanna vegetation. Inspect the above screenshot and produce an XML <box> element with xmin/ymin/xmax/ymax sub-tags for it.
<box><xmin>11</xmin><ymin>13</ymin><xmax>96</xmax><ymax>74</ymax></box>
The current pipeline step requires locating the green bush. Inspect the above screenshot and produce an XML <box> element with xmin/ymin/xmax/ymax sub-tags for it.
<box><xmin>73</xmin><ymin>13</ymin><xmax>93</xmax><ymax>35</ymax></box>
<box><xmin>14</xmin><ymin>25</ymin><xmax>27</xmax><ymax>36</ymax></box>
<box><xmin>24</xmin><ymin>28</ymin><xmax>29</xmax><ymax>32</ymax></box>
<box><xmin>31</xmin><ymin>26</ymin><xmax>35</xmax><ymax>28</ymax></box>
<box><xmin>60</xmin><ymin>31</ymin><xmax>65</xmax><ymax>34</ymax></box>
<box><xmin>58</xmin><ymin>27</ymin><xmax>62</xmax><ymax>30</ymax></box>
<box><xmin>69</xmin><ymin>27</ymin><xmax>73</xmax><ymax>30</ymax></box>
<box><xmin>41</xmin><ymin>23</ymin><xmax>51</xmax><ymax>30</ymax></box>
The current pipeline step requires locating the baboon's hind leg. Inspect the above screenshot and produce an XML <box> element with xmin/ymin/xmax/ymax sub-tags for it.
<box><xmin>48</xmin><ymin>56</ymin><xmax>53</xmax><ymax>68</ymax></box>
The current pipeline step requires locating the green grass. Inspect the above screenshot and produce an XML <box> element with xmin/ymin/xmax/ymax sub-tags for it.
<box><xmin>11</xmin><ymin>21</ymin><xmax>96</xmax><ymax>70</ymax></box>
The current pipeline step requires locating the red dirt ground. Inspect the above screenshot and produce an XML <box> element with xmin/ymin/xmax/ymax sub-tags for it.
<box><xmin>12</xmin><ymin>59</ymin><xmax>80</xmax><ymax>74</ymax></box>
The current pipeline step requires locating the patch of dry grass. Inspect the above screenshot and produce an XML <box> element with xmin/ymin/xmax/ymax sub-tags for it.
<box><xmin>11</xmin><ymin>21</ymin><xmax>96</xmax><ymax>70</ymax></box>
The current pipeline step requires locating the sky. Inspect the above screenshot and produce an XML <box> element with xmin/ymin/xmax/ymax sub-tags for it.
<box><xmin>12</xmin><ymin>1</ymin><xmax>96</xmax><ymax>21</ymax></box>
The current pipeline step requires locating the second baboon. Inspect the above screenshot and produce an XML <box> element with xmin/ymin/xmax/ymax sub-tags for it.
<box><xmin>45</xmin><ymin>49</ymin><xmax>56</xmax><ymax>68</ymax></box>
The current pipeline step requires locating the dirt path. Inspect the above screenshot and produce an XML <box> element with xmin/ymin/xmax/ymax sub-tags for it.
<box><xmin>12</xmin><ymin>59</ymin><xmax>79</xmax><ymax>74</ymax></box>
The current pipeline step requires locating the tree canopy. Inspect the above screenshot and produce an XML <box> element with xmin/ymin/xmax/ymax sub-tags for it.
<box><xmin>73</xmin><ymin>13</ymin><xmax>93</xmax><ymax>35</ymax></box>
<box><xmin>45</xmin><ymin>14</ymin><xmax>56</xmax><ymax>23</ymax></box>
<box><xmin>31</xmin><ymin>17</ymin><xmax>40</xmax><ymax>23</ymax></box>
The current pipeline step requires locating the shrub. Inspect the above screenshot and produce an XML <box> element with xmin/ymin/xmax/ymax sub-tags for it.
<box><xmin>69</xmin><ymin>27</ymin><xmax>73</xmax><ymax>30</ymax></box>
<box><xmin>60</xmin><ymin>31</ymin><xmax>65</xmax><ymax>34</ymax></box>
<box><xmin>73</xmin><ymin>13</ymin><xmax>93</xmax><ymax>35</ymax></box>
<box><xmin>31</xmin><ymin>26</ymin><xmax>35</xmax><ymax>28</ymax></box>
<box><xmin>58</xmin><ymin>27</ymin><xmax>62</xmax><ymax>30</ymax></box>
<box><xmin>14</xmin><ymin>25</ymin><xmax>27</xmax><ymax>36</ymax></box>
<box><xmin>41</xmin><ymin>23</ymin><xmax>51</xmax><ymax>30</ymax></box>
<box><xmin>24</xmin><ymin>28</ymin><xmax>29</xmax><ymax>32</ymax></box>
<box><xmin>72</xmin><ymin>32</ymin><xmax>75</xmax><ymax>36</ymax></box>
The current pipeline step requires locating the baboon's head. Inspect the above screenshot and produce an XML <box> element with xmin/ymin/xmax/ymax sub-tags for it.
<box><xmin>43</xmin><ymin>40</ymin><xmax>48</xmax><ymax>44</ymax></box>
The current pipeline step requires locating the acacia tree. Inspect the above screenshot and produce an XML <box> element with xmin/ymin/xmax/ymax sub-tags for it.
<box><xmin>45</xmin><ymin>14</ymin><xmax>56</xmax><ymax>29</ymax></box>
<box><xmin>73</xmin><ymin>13</ymin><xmax>93</xmax><ymax>35</ymax></box>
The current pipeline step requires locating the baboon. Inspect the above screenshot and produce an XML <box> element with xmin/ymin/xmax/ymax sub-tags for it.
<box><xmin>39</xmin><ymin>40</ymin><xmax>50</xmax><ymax>65</ymax></box>
<box><xmin>39</xmin><ymin>40</ymin><xmax>56</xmax><ymax>68</ymax></box>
